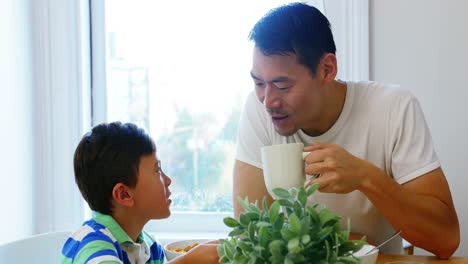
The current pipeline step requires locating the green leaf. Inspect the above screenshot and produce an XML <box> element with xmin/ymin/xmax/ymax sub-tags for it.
<box><xmin>238</xmin><ymin>196</ymin><xmax>250</xmax><ymax>211</ymax></box>
<box><xmin>298</xmin><ymin>187</ymin><xmax>307</xmax><ymax>206</ymax></box>
<box><xmin>237</xmin><ymin>240</ymin><xmax>253</xmax><ymax>253</ymax></box>
<box><xmin>317</xmin><ymin>226</ymin><xmax>334</xmax><ymax>241</ymax></box>
<box><xmin>300</xmin><ymin>216</ymin><xmax>311</xmax><ymax>235</ymax></box>
<box><xmin>217</xmin><ymin>242</ymin><xmax>226</xmax><ymax>258</ymax></box>
<box><xmin>280</xmin><ymin>228</ymin><xmax>297</xmax><ymax>240</ymax></box>
<box><xmin>301</xmin><ymin>234</ymin><xmax>311</xmax><ymax>244</ymax></box>
<box><xmin>244</xmin><ymin>211</ymin><xmax>261</xmax><ymax>222</ymax></box>
<box><xmin>262</xmin><ymin>197</ymin><xmax>269</xmax><ymax>213</ymax></box>
<box><xmin>307</xmin><ymin>207</ymin><xmax>320</xmax><ymax>224</ymax></box>
<box><xmin>219</xmin><ymin>255</ymin><xmax>230</xmax><ymax>263</ymax></box>
<box><xmin>258</xmin><ymin>226</ymin><xmax>269</xmax><ymax>247</ymax></box>
<box><xmin>256</xmin><ymin>221</ymin><xmax>271</xmax><ymax>229</ymax></box>
<box><xmin>223</xmin><ymin>217</ymin><xmax>240</xmax><ymax>227</ymax></box>
<box><xmin>306</xmin><ymin>183</ymin><xmax>320</xmax><ymax>197</ymax></box>
<box><xmin>248</xmin><ymin>222</ymin><xmax>255</xmax><ymax>241</ymax></box>
<box><xmin>287</xmin><ymin>237</ymin><xmax>300</xmax><ymax>253</ymax></box>
<box><xmin>273</xmin><ymin>212</ymin><xmax>285</xmax><ymax>230</ymax></box>
<box><xmin>319</xmin><ymin>208</ymin><xmax>340</xmax><ymax>227</ymax></box>
<box><xmin>228</xmin><ymin>228</ymin><xmax>245</xmax><ymax>237</ymax></box>
<box><xmin>272</xmin><ymin>188</ymin><xmax>291</xmax><ymax>199</ymax></box>
<box><xmin>268</xmin><ymin>240</ymin><xmax>285</xmax><ymax>254</ymax></box>
<box><xmin>240</xmin><ymin>213</ymin><xmax>251</xmax><ymax>226</ymax></box>
<box><xmin>289</xmin><ymin>213</ymin><xmax>301</xmax><ymax>234</ymax></box>
<box><xmin>224</xmin><ymin>242</ymin><xmax>233</xmax><ymax>259</ymax></box>
<box><xmin>249</xmin><ymin>203</ymin><xmax>262</xmax><ymax>214</ymax></box>
<box><xmin>278</xmin><ymin>199</ymin><xmax>293</xmax><ymax>208</ymax></box>
<box><xmin>269</xmin><ymin>200</ymin><xmax>280</xmax><ymax>222</ymax></box>
<box><xmin>293</xmin><ymin>201</ymin><xmax>303</xmax><ymax>218</ymax></box>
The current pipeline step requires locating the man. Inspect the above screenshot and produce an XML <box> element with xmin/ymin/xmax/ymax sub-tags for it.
<box><xmin>233</xmin><ymin>2</ymin><xmax>459</xmax><ymax>259</ymax></box>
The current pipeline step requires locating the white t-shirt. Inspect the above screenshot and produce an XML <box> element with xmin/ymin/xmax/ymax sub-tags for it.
<box><xmin>235</xmin><ymin>81</ymin><xmax>440</xmax><ymax>254</ymax></box>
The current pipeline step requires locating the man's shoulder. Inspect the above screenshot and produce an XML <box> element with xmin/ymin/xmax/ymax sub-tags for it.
<box><xmin>351</xmin><ymin>81</ymin><xmax>416</xmax><ymax>106</ymax></box>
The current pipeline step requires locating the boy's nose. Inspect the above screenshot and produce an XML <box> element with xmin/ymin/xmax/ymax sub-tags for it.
<box><xmin>164</xmin><ymin>174</ymin><xmax>172</xmax><ymax>186</ymax></box>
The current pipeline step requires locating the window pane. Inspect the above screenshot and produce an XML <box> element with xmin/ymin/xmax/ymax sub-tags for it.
<box><xmin>102</xmin><ymin>0</ymin><xmax>296</xmax><ymax>213</ymax></box>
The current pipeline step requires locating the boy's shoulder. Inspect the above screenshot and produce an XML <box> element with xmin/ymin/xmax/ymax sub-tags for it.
<box><xmin>60</xmin><ymin>219</ymin><xmax>123</xmax><ymax>263</ymax></box>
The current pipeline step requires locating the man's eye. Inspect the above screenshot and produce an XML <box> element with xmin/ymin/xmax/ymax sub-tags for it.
<box><xmin>276</xmin><ymin>84</ymin><xmax>292</xmax><ymax>90</ymax></box>
<box><xmin>255</xmin><ymin>83</ymin><xmax>264</xmax><ymax>88</ymax></box>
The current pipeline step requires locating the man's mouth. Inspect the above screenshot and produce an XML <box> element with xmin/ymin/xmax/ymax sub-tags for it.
<box><xmin>271</xmin><ymin>114</ymin><xmax>288</xmax><ymax>120</ymax></box>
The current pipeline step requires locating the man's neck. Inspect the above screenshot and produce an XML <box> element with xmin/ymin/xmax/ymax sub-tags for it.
<box><xmin>303</xmin><ymin>80</ymin><xmax>347</xmax><ymax>137</ymax></box>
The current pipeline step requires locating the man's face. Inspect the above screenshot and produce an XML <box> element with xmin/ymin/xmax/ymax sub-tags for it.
<box><xmin>251</xmin><ymin>48</ymin><xmax>323</xmax><ymax>136</ymax></box>
<box><xmin>132</xmin><ymin>152</ymin><xmax>172</xmax><ymax>220</ymax></box>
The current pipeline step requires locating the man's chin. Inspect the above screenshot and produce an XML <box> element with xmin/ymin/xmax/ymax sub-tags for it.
<box><xmin>274</xmin><ymin>126</ymin><xmax>296</xmax><ymax>136</ymax></box>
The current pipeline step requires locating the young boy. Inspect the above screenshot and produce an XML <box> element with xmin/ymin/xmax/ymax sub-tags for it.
<box><xmin>61</xmin><ymin>122</ymin><xmax>219</xmax><ymax>263</ymax></box>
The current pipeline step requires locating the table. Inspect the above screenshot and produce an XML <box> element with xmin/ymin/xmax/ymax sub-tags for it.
<box><xmin>377</xmin><ymin>254</ymin><xmax>468</xmax><ymax>263</ymax></box>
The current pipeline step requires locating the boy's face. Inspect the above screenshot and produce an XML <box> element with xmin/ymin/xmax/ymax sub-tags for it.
<box><xmin>132</xmin><ymin>152</ymin><xmax>172</xmax><ymax>220</ymax></box>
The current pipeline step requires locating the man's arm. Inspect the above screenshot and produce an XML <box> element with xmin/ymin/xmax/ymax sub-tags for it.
<box><xmin>362</xmin><ymin>167</ymin><xmax>459</xmax><ymax>259</ymax></box>
<box><xmin>233</xmin><ymin>160</ymin><xmax>274</xmax><ymax>219</ymax></box>
<box><xmin>304</xmin><ymin>143</ymin><xmax>460</xmax><ymax>258</ymax></box>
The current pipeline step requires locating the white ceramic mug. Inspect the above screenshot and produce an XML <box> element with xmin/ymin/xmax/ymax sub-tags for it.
<box><xmin>261</xmin><ymin>143</ymin><xmax>311</xmax><ymax>199</ymax></box>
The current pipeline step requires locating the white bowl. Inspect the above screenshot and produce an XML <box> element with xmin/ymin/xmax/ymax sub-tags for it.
<box><xmin>354</xmin><ymin>244</ymin><xmax>379</xmax><ymax>264</ymax></box>
<box><xmin>163</xmin><ymin>239</ymin><xmax>211</xmax><ymax>260</ymax></box>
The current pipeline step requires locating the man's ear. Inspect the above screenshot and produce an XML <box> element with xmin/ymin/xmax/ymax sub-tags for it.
<box><xmin>112</xmin><ymin>183</ymin><xmax>134</xmax><ymax>207</ymax></box>
<box><xmin>319</xmin><ymin>53</ymin><xmax>338</xmax><ymax>84</ymax></box>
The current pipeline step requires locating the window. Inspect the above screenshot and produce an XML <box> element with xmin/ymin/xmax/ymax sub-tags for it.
<box><xmin>19</xmin><ymin>0</ymin><xmax>367</xmax><ymax>240</ymax></box>
<box><xmin>91</xmin><ymin>0</ymin><xmax>313</xmax><ymax>233</ymax></box>
<box><xmin>90</xmin><ymin>0</ymin><xmax>368</xmax><ymax>234</ymax></box>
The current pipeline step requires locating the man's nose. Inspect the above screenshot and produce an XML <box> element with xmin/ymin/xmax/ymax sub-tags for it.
<box><xmin>263</xmin><ymin>85</ymin><xmax>281</xmax><ymax>110</ymax></box>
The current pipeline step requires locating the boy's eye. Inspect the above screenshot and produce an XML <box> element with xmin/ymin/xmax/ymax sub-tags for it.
<box><xmin>156</xmin><ymin>159</ymin><xmax>163</xmax><ymax>174</ymax></box>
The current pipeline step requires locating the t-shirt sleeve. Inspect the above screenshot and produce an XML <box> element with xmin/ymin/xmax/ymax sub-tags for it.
<box><xmin>389</xmin><ymin>92</ymin><xmax>440</xmax><ymax>184</ymax></box>
<box><xmin>235</xmin><ymin>92</ymin><xmax>271</xmax><ymax>169</ymax></box>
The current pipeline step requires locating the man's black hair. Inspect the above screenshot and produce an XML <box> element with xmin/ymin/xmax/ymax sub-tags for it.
<box><xmin>249</xmin><ymin>2</ymin><xmax>336</xmax><ymax>75</ymax></box>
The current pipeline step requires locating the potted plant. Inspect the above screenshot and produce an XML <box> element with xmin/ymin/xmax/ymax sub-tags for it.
<box><xmin>218</xmin><ymin>184</ymin><xmax>367</xmax><ymax>263</ymax></box>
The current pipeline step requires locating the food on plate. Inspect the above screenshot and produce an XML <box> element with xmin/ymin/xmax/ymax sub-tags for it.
<box><xmin>166</xmin><ymin>242</ymin><xmax>199</xmax><ymax>253</ymax></box>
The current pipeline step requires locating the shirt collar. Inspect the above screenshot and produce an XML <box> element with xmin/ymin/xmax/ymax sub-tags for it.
<box><xmin>93</xmin><ymin>211</ymin><xmax>145</xmax><ymax>244</ymax></box>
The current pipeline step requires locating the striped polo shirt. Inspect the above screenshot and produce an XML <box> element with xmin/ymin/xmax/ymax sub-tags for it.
<box><xmin>60</xmin><ymin>212</ymin><xmax>165</xmax><ymax>264</ymax></box>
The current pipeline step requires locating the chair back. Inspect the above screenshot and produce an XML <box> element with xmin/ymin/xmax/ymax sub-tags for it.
<box><xmin>0</xmin><ymin>230</ymin><xmax>71</xmax><ymax>263</ymax></box>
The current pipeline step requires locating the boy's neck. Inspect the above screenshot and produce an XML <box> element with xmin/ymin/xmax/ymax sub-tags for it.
<box><xmin>112</xmin><ymin>208</ymin><xmax>147</xmax><ymax>242</ymax></box>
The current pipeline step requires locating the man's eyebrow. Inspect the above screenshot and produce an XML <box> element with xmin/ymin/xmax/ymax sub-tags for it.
<box><xmin>250</xmin><ymin>72</ymin><xmax>291</xmax><ymax>83</ymax></box>
<box><xmin>270</xmin><ymin>76</ymin><xmax>291</xmax><ymax>83</ymax></box>
<box><xmin>250</xmin><ymin>72</ymin><xmax>261</xmax><ymax>81</ymax></box>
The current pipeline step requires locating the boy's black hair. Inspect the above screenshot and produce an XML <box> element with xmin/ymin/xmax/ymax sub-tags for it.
<box><xmin>74</xmin><ymin>122</ymin><xmax>156</xmax><ymax>215</ymax></box>
<box><xmin>249</xmin><ymin>2</ymin><xmax>336</xmax><ymax>75</ymax></box>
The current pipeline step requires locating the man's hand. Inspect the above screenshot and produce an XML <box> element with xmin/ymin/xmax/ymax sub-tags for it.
<box><xmin>303</xmin><ymin>142</ymin><xmax>375</xmax><ymax>193</ymax></box>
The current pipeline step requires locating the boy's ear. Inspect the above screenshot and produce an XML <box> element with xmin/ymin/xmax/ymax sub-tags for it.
<box><xmin>112</xmin><ymin>183</ymin><xmax>134</xmax><ymax>207</ymax></box>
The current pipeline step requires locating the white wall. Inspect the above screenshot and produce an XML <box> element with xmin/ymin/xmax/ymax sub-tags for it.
<box><xmin>370</xmin><ymin>0</ymin><xmax>468</xmax><ymax>256</ymax></box>
<box><xmin>0</xmin><ymin>0</ymin><xmax>34</xmax><ymax>244</ymax></box>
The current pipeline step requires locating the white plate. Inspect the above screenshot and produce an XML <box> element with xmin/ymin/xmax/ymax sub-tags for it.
<box><xmin>163</xmin><ymin>239</ymin><xmax>211</xmax><ymax>260</ymax></box>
